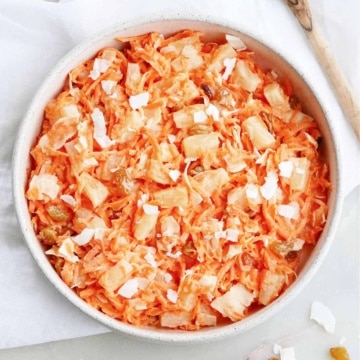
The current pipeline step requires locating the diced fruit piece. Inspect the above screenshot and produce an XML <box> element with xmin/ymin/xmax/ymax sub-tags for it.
<box><xmin>173</xmin><ymin>104</ymin><xmax>206</xmax><ymax>129</ymax></box>
<box><xmin>134</xmin><ymin>213</ymin><xmax>159</xmax><ymax>241</ymax></box>
<box><xmin>264</xmin><ymin>83</ymin><xmax>290</xmax><ymax>111</ymax></box>
<box><xmin>289</xmin><ymin>157</ymin><xmax>311</xmax><ymax>191</ymax></box>
<box><xmin>160</xmin><ymin>311</ymin><xmax>192</xmax><ymax>328</ymax></box>
<box><xmin>258</xmin><ymin>270</ymin><xmax>286</xmax><ymax>305</ymax></box>
<box><xmin>208</xmin><ymin>43</ymin><xmax>237</xmax><ymax>73</ymax></box>
<box><xmin>210</xmin><ymin>284</ymin><xmax>254</xmax><ymax>321</ymax></box>
<box><xmin>233</xmin><ymin>60</ymin><xmax>261</xmax><ymax>92</ymax></box>
<box><xmin>191</xmin><ymin>168</ymin><xmax>229</xmax><ymax>198</ymax></box>
<box><xmin>78</xmin><ymin>172</ymin><xmax>109</xmax><ymax>207</ymax></box>
<box><xmin>147</xmin><ymin>159</ymin><xmax>171</xmax><ymax>185</ymax></box>
<box><xmin>98</xmin><ymin>259</ymin><xmax>133</xmax><ymax>293</ymax></box>
<box><xmin>153</xmin><ymin>186</ymin><xmax>188</xmax><ymax>208</ymax></box>
<box><xmin>182</xmin><ymin>132</ymin><xmax>219</xmax><ymax>158</ymax></box>
<box><xmin>243</xmin><ymin>115</ymin><xmax>276</xmax><ymax>150</ymax></box>
<box><xmin>27</xmin><ymin>173</ymin><xmax>60</xmax><ymax>201</ymax></box>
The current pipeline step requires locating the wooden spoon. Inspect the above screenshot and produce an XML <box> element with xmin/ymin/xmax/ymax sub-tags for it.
<box><xmin>286</xmin><ymin>0</ymin><xmax>360</xmax><ymax>141</ymax></box>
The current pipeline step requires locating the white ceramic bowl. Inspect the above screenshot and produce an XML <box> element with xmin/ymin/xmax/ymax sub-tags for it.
<box><xmin>12</xmin><ymin>15</ymin><xmax>343</xmax><ymax>343</ymax></box>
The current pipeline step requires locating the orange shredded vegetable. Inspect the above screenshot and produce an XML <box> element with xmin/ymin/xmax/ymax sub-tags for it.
<box><xmin>26</xmin><ymin>30</ymin><xmax>331</xmax><ymax>330</ymax></box>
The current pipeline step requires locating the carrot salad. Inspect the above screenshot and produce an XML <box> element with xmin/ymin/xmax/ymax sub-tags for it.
<box><xmin>26</xmin><ymin>30</ymin><xmax>331</xmax><ymax>330</ymax></box>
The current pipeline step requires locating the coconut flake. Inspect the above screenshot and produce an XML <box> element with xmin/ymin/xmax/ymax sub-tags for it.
<box><xmin>94</xmin><ymin>228</ymin><xmax>106</xmax><ymax>241</ymax></box>
<box><xmin>206</xmin><ymin>103</ymin><xmax>220</xmax><ymax>121</ymax></box>
<box><xmin>89</xmin><ymin>58</ymin><xmax>111</xmax><ymax>80</ymax></box>
<box><xmin>129</xmin><ymin>92</ymin><xmax>150</xmax><ymax>110</ymax></box>
<box><xmin>273</xmin><ymin>344</ymin><xmax>282</xmax><ymax>355</ymax></box>
<box><xmin>167</xmin><ymin>134</ymin><xmax>176</xmax><ymax>144</ymax></box>
<box><xmin>143</xmin><ymin>203</ymin><xmax>159</xmax><ymax>215</ymax></box>
<box><xmin>279</xmin><ymin>160</ymin><xmax>294</xmax><ymax>178</ymax></box>
<box><xmin>293</xmin><ymin>238</ymin><xmax>305</xmax><ymax>251</ymax></box>
<box><xmin>118</xmin><ymin>278</ymin><xmax>138</xmax><ymax>299</ymax></box>
<box><xmin>225</xmin><ymin>34</ymin><xmax>246</xmax><ymax>50</ymax></box>
<box><xmin>226</xmin><ymin>228</ymin><xmax>239</xmax><ymax>242</ymax></box>
<box><xmin>167</xmin><ymin>289</ymin><xmax>178</xmax><ymax>303</ymax></box>
<box><xmin>58</xmin><ymin>238</ymin><xmax>79</xmax><ymax>263</ymax></box>
<box><xmin>168</xmin><ymin>169</ymin><xmax>181</xmax><ymax>182</ymax></box>
<box><xmin>280</xmin><ymin>347</ymin><xmax>297</xmax><ymax>360</ymax></box>
<box><xmin>164</xmin><ymin>272</ymin><xmax>173</xmax><ymax>283</ymax></box>
<box><xmin>214</xmin><ymin>230</ymin><xmax>227</xmax><ymax>240</ymax></box>
<box><xmin>101</xmin><ymin>80</ymin><xmax>117</xmax><ymax>95</ymax></box>
<box><xmin>72</xmin><ymin>228</ymin><xmax>94</xmax><ymax>246</ymax></box>
<box><xmin>245</xmin><ymin>183</ymin><xmax>259</xmax><ymax>199</ymax></box>
<box><xmin>193</xmin><ymin>110</ymin><xmax>207</xmax><ymax>123</ymax></box>
<box><xmin>144</xmin><ymin>252</ymin><xmax>157</xmax><ymax>267</ymax></box>
<box><xmin>60</xmin><ymin>194</ymin><xmax>76</xmax><ymax>207</ymax></box>
<box><xmin>91</xmin><ymin>108</ymin><xmax>113</xmax><ymax>148</ymax></box>
<box><xmin>260</xmin><ymin>171</ymin><xmax>278</xmax><ymax>200</ymax></box>
<box><xmin>310</xmin><ymin>300</ymin><xmax>336</xmax><ymax>333</ymax></box>
<box><xmin>222</xmin><ymin>58</ymin><xmax>237</xmax><ymax>80</ymax></box>
<box><xmin>273</xmin><ymin>344</ymin><xmax>297</xmax><ymax>360</ymax></box>
<box><xmin>278</xmin><ymin>202</ymin><xmax>300</xmax><ymax>220</ymax></box>
<box><xmin>137</xmin><ymin>193</ymin><xmax>149</xmax><ymax>208</ymax></box>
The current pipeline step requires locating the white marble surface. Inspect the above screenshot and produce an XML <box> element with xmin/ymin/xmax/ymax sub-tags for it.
<box><xmin>1</xmin><ymin>186</ymin><xmax>359</xmax><ymax>359</ymax></box>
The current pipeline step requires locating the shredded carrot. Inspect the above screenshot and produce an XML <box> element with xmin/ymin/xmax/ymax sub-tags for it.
<box><xmin>26</xmin><ymin>30</ymin><xmax>331</xmax><ymax>330</ymax></box>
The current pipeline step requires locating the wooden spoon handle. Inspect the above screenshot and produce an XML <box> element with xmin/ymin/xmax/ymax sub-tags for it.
<box><xmin>286</xmin><ymin>0</ymin><xmax>360</xmax><ymax>141</ymax></box>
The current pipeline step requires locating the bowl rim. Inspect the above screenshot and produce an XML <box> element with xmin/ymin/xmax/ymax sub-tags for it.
<box><xmin>12</xmin><ymin>12</ymin><xmax>345</xmax><ymax>343</ymax></box>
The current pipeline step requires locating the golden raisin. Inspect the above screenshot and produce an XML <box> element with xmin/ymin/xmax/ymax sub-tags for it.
<box><xmin>39</xmin><ymin>227</ymin><xmax>57</xmax><ymax>245</ymax></box>
<box><xmin>114</xmin><ymin>168</ymin><xmax>134</xmax><ymax>195</ymax></box>
<box><xmin>47</xmin><ymin>205</ymin><xmax>70</xmax><ymax>222</ymax></box>
<box><xmin>270</xmin><ymin>240</ymin><xmax>294</xmax><ymax>257</ymax></box>
<box><xmin>329</xmin><ymin>347</ymin><xmax>350</xmax><ymax>360</ymax></box>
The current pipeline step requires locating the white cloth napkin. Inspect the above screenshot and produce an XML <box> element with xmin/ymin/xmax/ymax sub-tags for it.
<box><xmin>0</xmin><ymin>0</ymin><xmax>359</xmax><ymax>349</ymax></box>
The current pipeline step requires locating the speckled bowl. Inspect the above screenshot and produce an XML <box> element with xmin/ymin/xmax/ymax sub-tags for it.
<box><xmin>12</xmin><ymin>14</ymin><xmax>343</xmax><ymax>343</ymax></box>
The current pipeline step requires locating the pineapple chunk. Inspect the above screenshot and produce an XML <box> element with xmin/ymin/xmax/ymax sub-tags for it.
<box><xmin>263</xmin><ymin>83</ymin><xmax>291</xmax><ymax>111</ymax></box>
<box><xmin>208</xmin><ymin>43</ymin><xmax>237</xmax><ymax>73</ymax></box>
<box><xmin>243</xmin><ymin>115</ymin><xmax>276</xmax><ymax>150</ymax></box>
<box><xmin>210</xmin><ymin>284</ymin><xmax>254</xmax><ymax>321</ymax></box>
<box><xmin>160</xmin><ymin>311</ymin><xmax>192</xmax><ymax>328</ymax></box>
<box><xmin>173</xmin><ymin>104</ymin><xmax>206</xmax><ymax>129</ymax></box>
<box><xmin>258</xmin><ymin>270</ymin><xmax>286</xmax><ymax>305</ymax></box>
<box><xmin>289</xmin><ymin>157</ymin><xmax>311</xmax><ymax>191</ymax></box>
<box><xmin>134</xmin><ymin>213</ymin><xmax>159</xmax><ymax>241</ymax></box>
<box><xmin>191</xmin><ymin>168</ymin><xmax>229</xmax><ymax>198</ymax></box>
<box><xmin>147</xmin><ymin>159</ymin><xmax>171</xmax><ymax>185</ymax></box>
<box><xmin>124</xmin><ymin>109</ymin><xmax>145</xmax><ymax>131</ymax></box>
<box><xmin>182</xmin><ymin>132</ymin><xmax>219</xmax><ymax>158</ymax></box>
<box><xmin>78</xmin><ymin>172</ymin><xmax>109</xmax><ymax>207</ymax></box>
<box><xmin>98</xmin><ymin>259</ymin><xmax>133</xmax><ymax>293</ymax></box>
<box><xmin>233</xmin><ymin>60</ymin><xmax>262</xmax><ymax>92</ymax></box>
<box><xmin>153</xmin><ymin>185</ymin><xmax>188</xmax><ymax>208</ymax></box>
